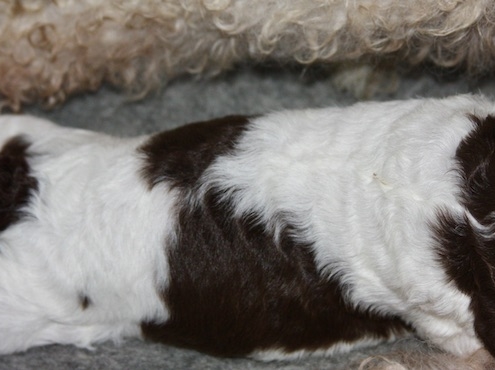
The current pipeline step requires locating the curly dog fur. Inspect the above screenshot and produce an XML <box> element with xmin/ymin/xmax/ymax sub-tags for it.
<box><xmin>357</xmin><ymin>348</ymin><xmax>494</xmax><ymax>370</ymax></box>
<box><xmin>1</xmin><ymin>0</ymin><xmax>494</xmax><ymax>110</ymax></box>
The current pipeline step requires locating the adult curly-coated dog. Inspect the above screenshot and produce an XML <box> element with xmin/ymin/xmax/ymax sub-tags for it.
<box><xmin>1</xmin><ymin>0</ymin><xmax>494</xmax><ymax>110</ymax></box>
<box><xmin>1</xmin><ymin>95</ymin><xmax>495</xmax><ymax>369</ymax></box>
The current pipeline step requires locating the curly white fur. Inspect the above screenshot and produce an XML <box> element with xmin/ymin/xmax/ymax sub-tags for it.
<box><xmin>1</xmin><ymin>0</ymin><xmax>494</xmax><ymax>109</ymax></box>
<box><xmin>357</xmin><ymin>348</ymin><xmax>494</xmax><ymax>370</ymax></box>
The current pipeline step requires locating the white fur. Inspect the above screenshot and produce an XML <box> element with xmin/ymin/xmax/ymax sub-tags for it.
<box><xmin>0</xmin><ymin>116</ymin><xmax>173</xmax><ymax>354</ymax></box>
<box><xmin>251</xmin><ymin>335</ymin><xmax>406</xmax><ymax>361</ymax></box>
<box><xmin>0</xmin><ymin>95</ymin><xmax>492</xmax><ymax>359</ymax></box>
<box><xmin>1</xmin><ymin>0</ymin><xmax>494</xmax><ymax>109</ymax></box>
<box><xmin>204</xmin><ymin>95</ymin><xmax>488</xmax><ymax>357</ymax></box>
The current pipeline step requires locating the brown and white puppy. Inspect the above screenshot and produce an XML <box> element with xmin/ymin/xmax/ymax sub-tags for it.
<box><xmin>0</xmin><ymin>95</ymin><xmax>495</xmax><ymax>366</ymax></box>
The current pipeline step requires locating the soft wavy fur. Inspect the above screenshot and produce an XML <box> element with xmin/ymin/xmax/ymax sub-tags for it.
<box><xmin>4</xmin><ymin>95</ymin><xmax>495</xmax><ymax>369</ymax></box>
<box><xmin>1</xmin><ymin>0</ymin><xmax>495</xmax><ymax>110</ymax></box>
<box><xmin>357</xmin><ymin>348</ymin><xmax>494</xmax><ymax>370</ymax></box>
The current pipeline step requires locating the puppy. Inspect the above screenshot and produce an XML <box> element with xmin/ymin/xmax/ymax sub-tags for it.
<box><xmin>0</xmin><ymin>95</ymin><xmax>495</xmax><ymax>363</ymax></box>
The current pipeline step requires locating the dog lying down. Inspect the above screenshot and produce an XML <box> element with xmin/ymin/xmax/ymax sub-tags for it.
<box><xmin>2</xmin><ymin>94</ymin><xmax>495</xmax><ymax>367</ymax></box>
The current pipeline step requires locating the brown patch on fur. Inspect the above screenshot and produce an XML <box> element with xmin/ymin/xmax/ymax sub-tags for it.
<box><xmin>139</xmin><ymin>115</ymin><xmax>251</xmax><ymax>190</ymax></box>
<box><xmin>0</xmin><ymin>136</ymin><xmax>37</xmax><ymax>232</ymax></box>
<box><xmin>140</xmin><ymin>116</ymin><xmax>409</xmax><ymax>357</ymax></box>
<box><xmin>434</xmin><ymin>115</ymin><xmax>495</xmax><ymax>358</ymax></box>
<box><xmin>456</xmin><ymin>114</ymin><xmax>495</xmax><ymax>222</ymax></box>
<box><xmin>79</xmin><ymin>294</ymin><xmax>91</xmax><ymax>310</ymax></box>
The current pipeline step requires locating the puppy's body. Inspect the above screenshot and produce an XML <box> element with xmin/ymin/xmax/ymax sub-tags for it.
<box><xmin>0</xmin><ymin>95</ymin><xmax>493</xmax><ymax>360</ymax></box>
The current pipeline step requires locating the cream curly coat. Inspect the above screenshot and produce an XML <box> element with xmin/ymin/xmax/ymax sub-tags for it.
<box><xmin>1</xmin><ymin>0</ymin><xmax>494</xmax><ymax>110</ymax></box>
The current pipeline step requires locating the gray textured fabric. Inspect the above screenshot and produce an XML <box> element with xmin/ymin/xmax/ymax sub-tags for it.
<box><xmin>1</xmin><ymin>66</ymin><xmax>492</xmax><ymax>369</ymax></box>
